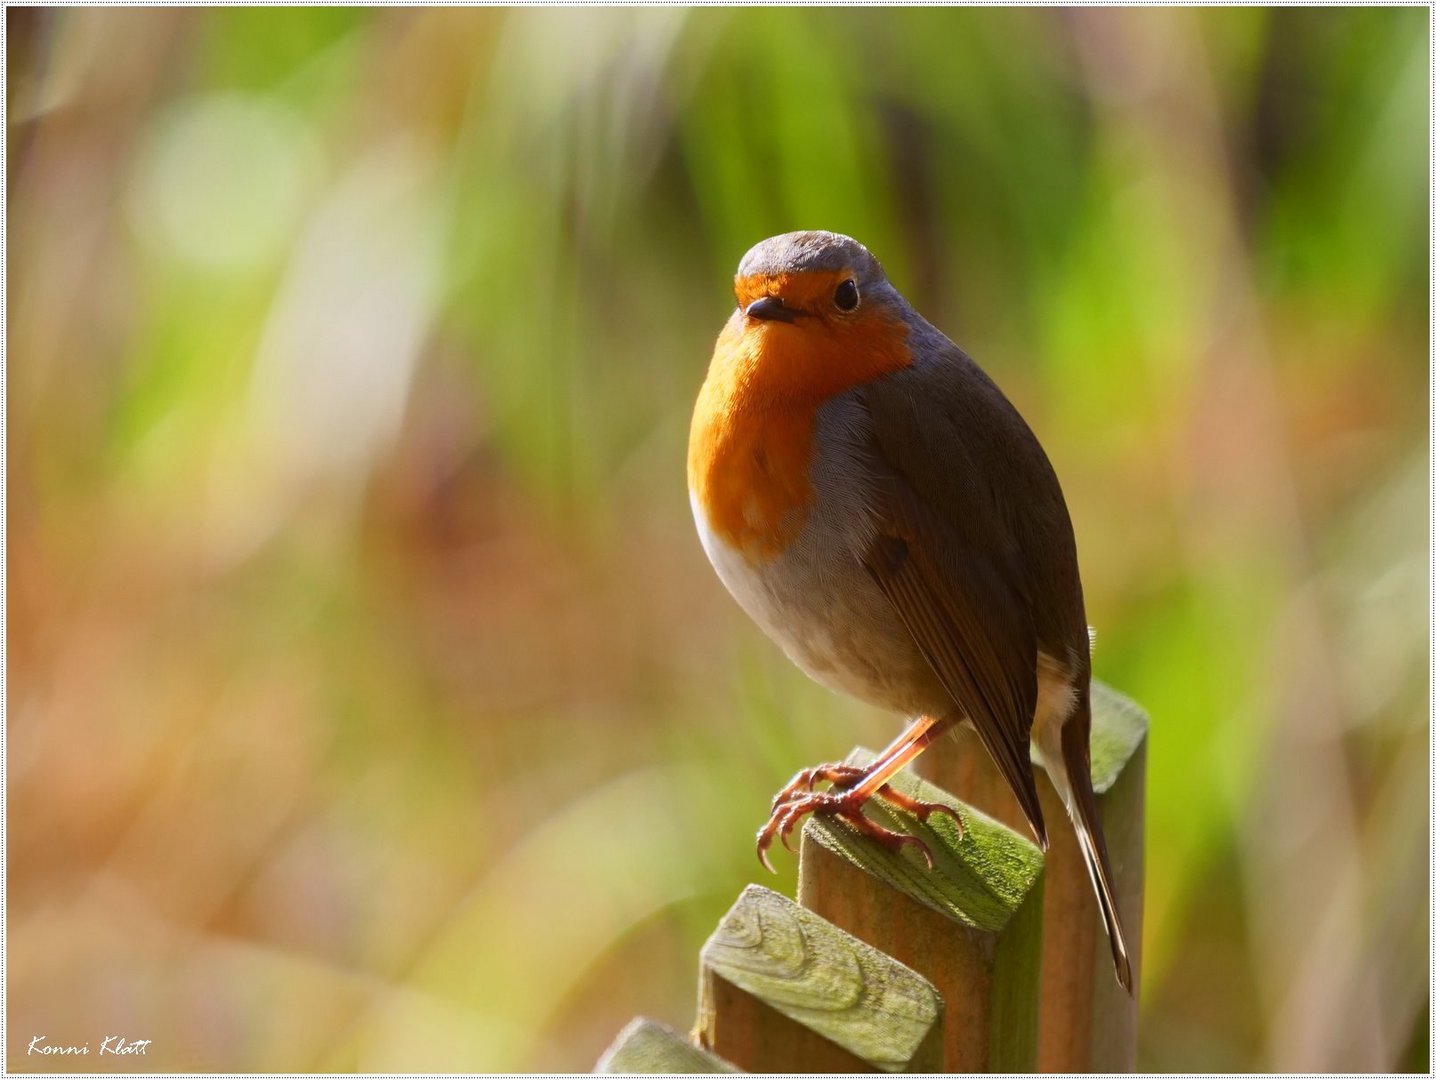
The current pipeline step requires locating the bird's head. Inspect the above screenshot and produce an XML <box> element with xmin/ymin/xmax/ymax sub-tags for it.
<box><xmin>722</xmin><ymin>231</ymin><xmax>914</xmax><ymax>401</ymax></box>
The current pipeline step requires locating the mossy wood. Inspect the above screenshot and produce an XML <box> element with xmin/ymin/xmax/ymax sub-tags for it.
<box><xmin>798</xmin><ymin>751</ymin><xmax>1044</xmax><ymax>1071</ymax></box>
<box><xmin>696</xmin><ymin>883</ymin><xmax>943</xmax><ymax>1072</ymax></box>
<box><xmin>918</xmin><ymin>678</ymin><xmax>1147</xmax><ymax>1071</ymax></box>
<box><xmin>594</xmin><ymin>1017</ymin><xmax>737</xmax><ymax>1073</ymax></box>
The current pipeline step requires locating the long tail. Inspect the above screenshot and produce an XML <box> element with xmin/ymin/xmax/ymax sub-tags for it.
<box><xmin>1060</xmin><ymin>700</ymin><xmax>1134</xmax><ymax>995</ymax></box>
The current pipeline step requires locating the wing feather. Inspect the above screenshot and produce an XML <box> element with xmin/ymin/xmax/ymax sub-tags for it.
<box><xmin>861</xmin><ymin>483</ymin><xmax>1047</xmax><ymax>848</ymax></box>
<box><xmin>857</xmin><ymin>369</ymin><xmax>1051</xmax><ymax>848</ymax></box>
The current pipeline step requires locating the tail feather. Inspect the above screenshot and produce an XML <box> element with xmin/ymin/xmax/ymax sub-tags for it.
<box><xmin>1062</xmin><ymin>714</ymin><xmax>1134</xmax><ymax>994</ymax></box>
<box><xmin>971</xmin><ymin>720</ymin><xmax>1049</xmax><ymax>852</ymax></box>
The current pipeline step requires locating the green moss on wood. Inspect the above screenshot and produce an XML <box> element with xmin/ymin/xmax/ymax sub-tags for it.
<box><xmin>1089</xmin><ymin>680</ymin><xmax>1150</xmax><ymax>793</ymax></box>
<box><xmin>802</xmin><ymin>747</ymin><xmax>1044</xmax><ymax>933</ymax></box>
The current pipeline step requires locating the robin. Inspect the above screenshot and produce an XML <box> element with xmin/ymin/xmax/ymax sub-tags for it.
<box><xmin>687</xmin><ymin>230</ymin><xmax>1132</xmax><ymax>993</ymax></box>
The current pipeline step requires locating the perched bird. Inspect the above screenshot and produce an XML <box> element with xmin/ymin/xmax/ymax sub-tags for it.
<box><xmin>687</xmin><ymin>231</ymin><xmax>1132</xmax><ymax>993</ymax></box>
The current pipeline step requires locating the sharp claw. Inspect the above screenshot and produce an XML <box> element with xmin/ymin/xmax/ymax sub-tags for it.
<box><xmin>771</xmin><ymin>764</ymin><xmax>870</xmax><ymax>812</ymax></box>
<box><xmin>756</xmin><ymin>820</ymin><xmax>780</xmax><ymax>874</ymax></box>
<box><xmin>904</xmin><ymin>834</ymin><xmax>935</xmax><ymax>870</ymax></box>
<box><xmin>759</xmin><ymin>764</ymin><xmax>954</xmax><ymax>873</ymax></box>
<box><xmin>778</xmin><ymin>804</ymin><xmax>803</xmax><ymax>853</ymax></box>
<box><xmin>933</xmin><ymin>803</ymin><xmax>966</xmax><ymax>839</ymax></box>
<box><xmin>870</xmin><ymin>784</ymin><xmax>966</xmax><ymax>841</ymax></box>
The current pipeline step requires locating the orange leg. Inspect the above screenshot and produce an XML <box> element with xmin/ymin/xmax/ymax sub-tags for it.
<box><xmin>755</xmin><ymin>715</ymin><xmax>962</xmax><ymax>872</ymax></box>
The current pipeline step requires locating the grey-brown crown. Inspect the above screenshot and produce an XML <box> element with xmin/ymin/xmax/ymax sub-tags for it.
<box><xmin>736</xmin><ymin>231</ymin><xmax>886</xmax><ymax>283</ymax></box>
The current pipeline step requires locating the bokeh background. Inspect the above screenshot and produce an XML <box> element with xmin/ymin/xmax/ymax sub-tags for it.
<box><xmin>8</xmin><ymin>6</ymin><xmax>1428</xmax><ymax>1072</ymax></box>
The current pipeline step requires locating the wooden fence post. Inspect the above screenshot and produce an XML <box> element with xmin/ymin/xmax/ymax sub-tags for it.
<box><xmin>918</xmin><ymin>679</ymin><xmax>1148</xmax><ymax>1071</ymax></box>
<box><xmin>594</xmin><ymin>1017</ymin><xmax>736</xmax><ymax>1073</ymax></box>
<box><xmin>695</xmin><ymin>884</ymin><xmax>944</xmax><ymax>1072</ymax></box>
<box><xmin>598</xmin><ymin>683</ymin><xmax>1148</xmax><ymax>1075</ymax></box>
<box><xmin>798</xmin><ymin>749</ymin><xmax>1045</xmax><ymax>1072</ymax></box>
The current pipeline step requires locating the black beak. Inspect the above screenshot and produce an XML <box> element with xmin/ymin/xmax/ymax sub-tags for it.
<box><xmin>744</xmin><ymin>296</ymin><xmax>799</xmax><ymax>323</ymax></box>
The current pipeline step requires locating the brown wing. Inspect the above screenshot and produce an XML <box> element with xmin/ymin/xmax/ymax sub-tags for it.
<box><xmin>861</xmin><ymin>481</ymin><xmax>1048</xmax><ymax>850</ymax></box>
<box><xmin>857</xmin><ymin>357</ymin><xmax>1062</xmax><ymax>850</ymax></box>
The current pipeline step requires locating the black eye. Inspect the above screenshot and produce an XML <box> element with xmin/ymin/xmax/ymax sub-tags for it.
<box><xmin>834</xmin><ymin>278</ymin><xmax>859</xmax><ymax>312</ymax></box>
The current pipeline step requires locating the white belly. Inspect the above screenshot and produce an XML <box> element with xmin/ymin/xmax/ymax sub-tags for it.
<box><xmin>689</xmin><ymin>487</ymin><xmax>942</xmax><ymax>715</ymax></box>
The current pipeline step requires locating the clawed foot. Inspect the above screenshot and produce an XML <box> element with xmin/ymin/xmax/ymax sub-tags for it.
<box><xmin>755</xmin><ymin>764</ymin><xmax>965</xmax><ymax>873</ymax></box>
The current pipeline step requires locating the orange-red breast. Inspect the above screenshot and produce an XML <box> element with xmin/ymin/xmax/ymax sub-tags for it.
<box><xmin>687</xmin><ymin>230</ymin><xmax>1133</xmax><ymax>993</ymax></box>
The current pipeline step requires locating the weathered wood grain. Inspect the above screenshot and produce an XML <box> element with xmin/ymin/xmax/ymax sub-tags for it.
<box><xmin>919</xmin><ymin>678</ymin><xmax>1148</xmax><ymax>1071</ymax></box>
<box><xmin>696</xmin><ymin>884</ymin><xmax>943</xmax><ymax>1072</ymax></box>
<box><xmin>798</xmin><ymin>751</ymin><xmax>1045</xmax><ymax>1071</ymax></box>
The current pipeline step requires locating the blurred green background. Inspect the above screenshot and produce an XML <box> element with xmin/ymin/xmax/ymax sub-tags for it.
<box><xmin>8</xmin><ymin>6</ymin><xmax>1428</xmax><ymax>1072</ymax></box>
